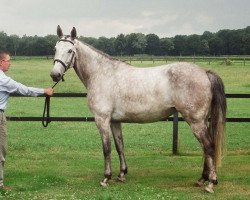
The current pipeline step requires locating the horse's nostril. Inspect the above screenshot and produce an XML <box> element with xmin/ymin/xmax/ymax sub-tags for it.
<box><xmin>50</xmin><ymin>72</ymin><xmax>61</xmax><ymax>82</ymax></box>
<box><xmin>50</xmin><ymin>72</ymin><xmax>60</xmax><ymax>78</ymax></box>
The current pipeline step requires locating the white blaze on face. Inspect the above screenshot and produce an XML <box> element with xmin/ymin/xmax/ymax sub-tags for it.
<box><xmin>51</xmin><ymin>39</ymin><xmax>76</xmax><ymax>81</ymax></box>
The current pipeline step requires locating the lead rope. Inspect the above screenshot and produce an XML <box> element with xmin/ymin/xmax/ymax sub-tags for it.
<box><xmin>42</xmin><ymin>76</ymin><xmax>64</xmax><ymax>127</ymax></box>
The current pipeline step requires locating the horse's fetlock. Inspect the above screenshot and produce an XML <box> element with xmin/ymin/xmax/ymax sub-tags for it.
<box><xmin>122</xmin><ymin>167</ymin><xmax>128</xmax><ymax>174</ymax></box>
<box><xmin>104</xmin><ymin>173</ymin><xmax>112</xmax><ymax>180</ymax></box>
<box><xmin>212</xmin><ymin>179</ymin><xmax>218</xmax><ymax>185</ymax></box>
<box><xmin>209</xmin><ymin>173</ymin><xmax>217</xmax><ymax>184</ymax></box>
<box><xmin>202</xmin><ymin>173</ymin><xmax>209</xmax><ymax>181</ymax></box>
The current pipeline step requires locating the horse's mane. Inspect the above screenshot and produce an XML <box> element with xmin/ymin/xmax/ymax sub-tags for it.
<box><xmin>76</xmin><ymin>39</ymin><xmax>126</xmax><ymax>64</ymax></box>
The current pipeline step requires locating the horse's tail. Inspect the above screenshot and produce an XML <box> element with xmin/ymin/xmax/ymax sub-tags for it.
<box><xmin>206</xmin><ymin>70</ymin><xmax>227</xmax><ymax>169</ymax></box>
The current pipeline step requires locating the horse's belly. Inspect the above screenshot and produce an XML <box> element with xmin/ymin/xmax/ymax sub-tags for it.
<box><xmin>112</xmin><ymin>106</ymin><xmax>176</xmax><ymax>123</ymax></box>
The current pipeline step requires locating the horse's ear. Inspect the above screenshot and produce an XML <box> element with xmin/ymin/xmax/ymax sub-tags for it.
<box><xmin>57</xmin><ymin>25</ymin><xmax>63</xmax><ymax>38</ymax></box>
<box><xmin>71</xmin><ymin>27</ymin><xmax>77</xmax><ymax>39</ymax></box>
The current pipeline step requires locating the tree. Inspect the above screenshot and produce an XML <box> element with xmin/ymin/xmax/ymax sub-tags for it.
<box><xmin>199</xmin><ymin>39</ymin><xmax>210</xmax><ymax>55</ymax></box>
<box><xmin>185</xmin><ymin>34</ymin><xmax>201</xmax><ymax>55</ymax></box>
<box><xmin>33</xmin><ymin>37</ymin><xmax>51</xmax><ymax>55</ymax></box>
<box><xmin>7</xmin><ymin>35</ymin><xmax>20</xmax><ymax>56</ymax></box>
<box><xmin>208</xmin><ymin>36</ymin><xmax>224</xmax><ymax>55</ymax></box>
<box><xmin>0</xmin><ymin>32</ymin><xmax>8</xmax><ymax>51</ymax></box>
<box><xmin>114</xmin><ymin>34</ymin><xmax>126</xmax><ymax>56</ymax></box>
<box><xmin>227</xmin><ymin>30</ymin><xmax>245</xmax><ymax>55</ymax></box>
<box><xmin>95</xmin><ymin>36</ymin><xmax>115</xmax><ymax>55</ymax></box>
<box><xmin>242</xmin><ymin>31</ymin><xmax>250</xmax><ymax>54</ymax></box>
<box><xmin>44</xmin><ymin>35</ymin><xmax>58</xmax><ymax>55</ymax></box>
<box><xmin>145</xmin><ymin>34</ymin><xmax>160</xmax><ymax>55</ymax></box>
<box><xmin>173</xmin><ymin>35</ymin><xmax>187</xmax><ymax>56</ymax></box>
<box><xmin>125</xmin><ymin>33</ymin><xmax>146</xmax><ymax>55</ymax></box>
<box><xmin>159</xmin><ymin>38</ymin><xmax>174</xmax><ymax>55</ymax></box>
<box><xmin>18</xmin><ymin>35</ymin><xmax>32</xmax><ymax>55</ymax></box>
<box><xmin>78</xmin><ymin>36</ymin><xmax>98</xmax><ymax>47</ymax></box>
<box><xmin>201</xmin><ymin>31</ymin><xmax>214</xmax><ymax>41</ymax></box>
<box><xmin>217</xmin><ymin>29</ymin><xmax>231</xmax><ymax>55</ymax></box>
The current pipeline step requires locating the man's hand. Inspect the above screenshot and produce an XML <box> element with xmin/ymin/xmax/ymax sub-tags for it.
<box><xmin>44</xmin><ymin>88</ymin><xmax>54</xmax><ymax>96</ymax></box>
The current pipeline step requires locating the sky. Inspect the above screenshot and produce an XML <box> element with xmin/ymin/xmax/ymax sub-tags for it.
<box><xmin>1</xmin><ymin>0</ymin><xmax>249</xmax><ymax>38</ymax></box>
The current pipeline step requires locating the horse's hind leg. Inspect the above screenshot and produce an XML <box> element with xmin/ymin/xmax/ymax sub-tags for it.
<box><xmin>111</xmin><ymin>122</ymin><xmax>128</xmax><ymax>182</ymax></box>
<box><xmin>95</xmin><ymin>115</ymin><xmax>112</xmax><ymax>187</ymax></box>
<box><xmin>190</xmin><ymin>121</ymin><xmax>217</xmax><ymax>193</ymax></box>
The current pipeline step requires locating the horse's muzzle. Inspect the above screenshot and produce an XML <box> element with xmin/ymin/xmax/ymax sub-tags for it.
<box><xmin>50</xmin><ymin>72</ymin><xmax>62</xmax><ymax>82</ymax></box>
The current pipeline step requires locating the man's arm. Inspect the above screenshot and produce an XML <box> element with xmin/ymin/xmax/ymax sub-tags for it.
<box><xmin>0</xmin><ymin>75</ymin><xmax>53</xmax><ymax>96</ymax></box>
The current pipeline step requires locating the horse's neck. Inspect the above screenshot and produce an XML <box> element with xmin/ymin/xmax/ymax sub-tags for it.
<box><xmin>74</xmin><ymin>41</ymin><xmax>124</xmax><ymax>88</ymax></box>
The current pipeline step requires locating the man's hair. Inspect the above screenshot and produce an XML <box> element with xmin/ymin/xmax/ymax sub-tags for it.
<box><xmin>0</xmin><ymin>50</ymin><xmax>10</xmax><ymax>60</ymax></box>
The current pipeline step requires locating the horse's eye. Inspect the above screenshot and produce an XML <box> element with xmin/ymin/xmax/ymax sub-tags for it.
<box><xmin>68</xmin><ymin>49</ymin><xmax>73</xmax><ymax>53</ymax></box>
<box><xmin>54</xmin><ymin>47</ymin><xmax>56</xmax><ymax>52</ymax></box>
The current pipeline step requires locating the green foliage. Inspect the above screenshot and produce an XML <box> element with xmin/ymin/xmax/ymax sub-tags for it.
<box><xmin>2</xmin><ymin>27</ymin><xmax>250</xmax><ymax>56</ymax></box>
<box><xmin>145</xmin><ymin>34</ymin><xmax>160</xmax><ymax>55</ymax></box>
<box><xmin>159</xmin><ymin>38</ymin><xmax>174</xmax><ymax>55</ymax></box>
<box><xmin>125</xmin><ymin>33</ymin><xmax>147</xmax><ymax>55</ymax></box>
<box><xmin>114</xmin><ymin>34</ymin><xmax>126</xmax><ymax>56</ymax></box>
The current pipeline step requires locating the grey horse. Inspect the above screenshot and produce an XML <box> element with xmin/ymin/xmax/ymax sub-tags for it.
<box><xmin>50</xmin><ymin>26</ymin><xmax>226</xmax><ymax>193</ymax></box>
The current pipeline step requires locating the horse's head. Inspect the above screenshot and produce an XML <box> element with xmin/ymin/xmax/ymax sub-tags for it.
<box><xmin>50</xmin><ymin>25</ymin><xmax>77</xmax><ymax>82</ymax></box>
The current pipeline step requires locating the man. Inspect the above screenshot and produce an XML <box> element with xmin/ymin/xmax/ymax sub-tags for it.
<box><xmin>0</xmin><ymin>50</ymin><xmax>54</xmax><ymax>190</ymax></box>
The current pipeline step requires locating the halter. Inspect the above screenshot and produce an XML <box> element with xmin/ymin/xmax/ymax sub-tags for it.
<box><xmin>43</xmin><ymin>39</ymin><xmax>76</xmax><ymax>127</ymax></box>
<box><xmin>53</xmin><ymin>39</ymin><xmax>76</xmax><ymax>71</ymax></box>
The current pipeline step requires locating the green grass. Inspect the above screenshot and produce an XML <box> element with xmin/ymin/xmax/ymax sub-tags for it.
<box><xmin>1</xmin><ymin>58</ymin><xmax>250</xmax><ymax>199</ymax></box>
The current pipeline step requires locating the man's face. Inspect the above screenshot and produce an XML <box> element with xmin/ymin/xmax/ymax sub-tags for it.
<box><xmin>0</xmin><ymin>54</ymin><xmax>11</xmax><ymax>72</ymax></box>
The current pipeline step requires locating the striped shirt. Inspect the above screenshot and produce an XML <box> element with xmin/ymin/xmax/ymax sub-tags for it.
<box><xmin>0</xmin><ymin>70</ymin><xmax>44</xmax><ymax>110</ymax></box>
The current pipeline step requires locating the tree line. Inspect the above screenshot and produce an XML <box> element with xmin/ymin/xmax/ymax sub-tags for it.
<box><xmin>0</xmin><ymin>26</ymin><xmax>250</xmax><ymax>56</ymax></box>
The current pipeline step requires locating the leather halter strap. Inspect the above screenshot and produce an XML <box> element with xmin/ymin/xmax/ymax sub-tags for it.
<box><xmin>58</xmin><ymin>39</ymin><xmax>75</xmax><ymax>45</ymax></box>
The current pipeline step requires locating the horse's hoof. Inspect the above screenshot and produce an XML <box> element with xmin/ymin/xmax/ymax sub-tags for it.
<box><xmin>100</xmin><ymin>181</ymin><xmax>109</xmax><ymax>187</ymax></box>
<box><xmin>204</xmin><ymin>186</ymin><xmax>214</xmax><ymax>193</ymax></box>
<box><xmin>117</xmin><ymin>176</ymin><xmax>126</xmax><ymax>183</ymax></box>
<box><xmin>100</xmin><ymin>177</ymin><xmax>109</xmax><ymax>187</ymax></box>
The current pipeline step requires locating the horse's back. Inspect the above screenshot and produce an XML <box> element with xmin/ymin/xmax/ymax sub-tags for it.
<box><xmin>113</xmin><ymin>62</ymin><xmax>210</xmax><ymax>101</ymax></box>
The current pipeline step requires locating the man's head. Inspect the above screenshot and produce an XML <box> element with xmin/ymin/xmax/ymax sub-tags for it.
<box><xmin>0</xmin><ymin>50</ymin><xmax>11</xmax><ymax>72</ymax></box>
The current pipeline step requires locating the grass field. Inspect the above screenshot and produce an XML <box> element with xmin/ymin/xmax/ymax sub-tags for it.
<box><xmin>1</xmin><ymin>58</ymin><xmax>249</xmax><ymax>199</ymax></box>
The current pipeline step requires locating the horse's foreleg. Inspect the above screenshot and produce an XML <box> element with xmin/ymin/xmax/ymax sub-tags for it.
<box><xmin>111</xmin><ymin>122</ymin><xmax>128</xmax><ymax>182</ymax></box>
<box><xmin>95</xmin><ymin>115</ymin><xmax>112</xmax><ymax>187</ymax></box>
<box><xmin>191</xmin><ymin>122</ymin><xmax>217</xmax><ymax>193</ymax></box>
